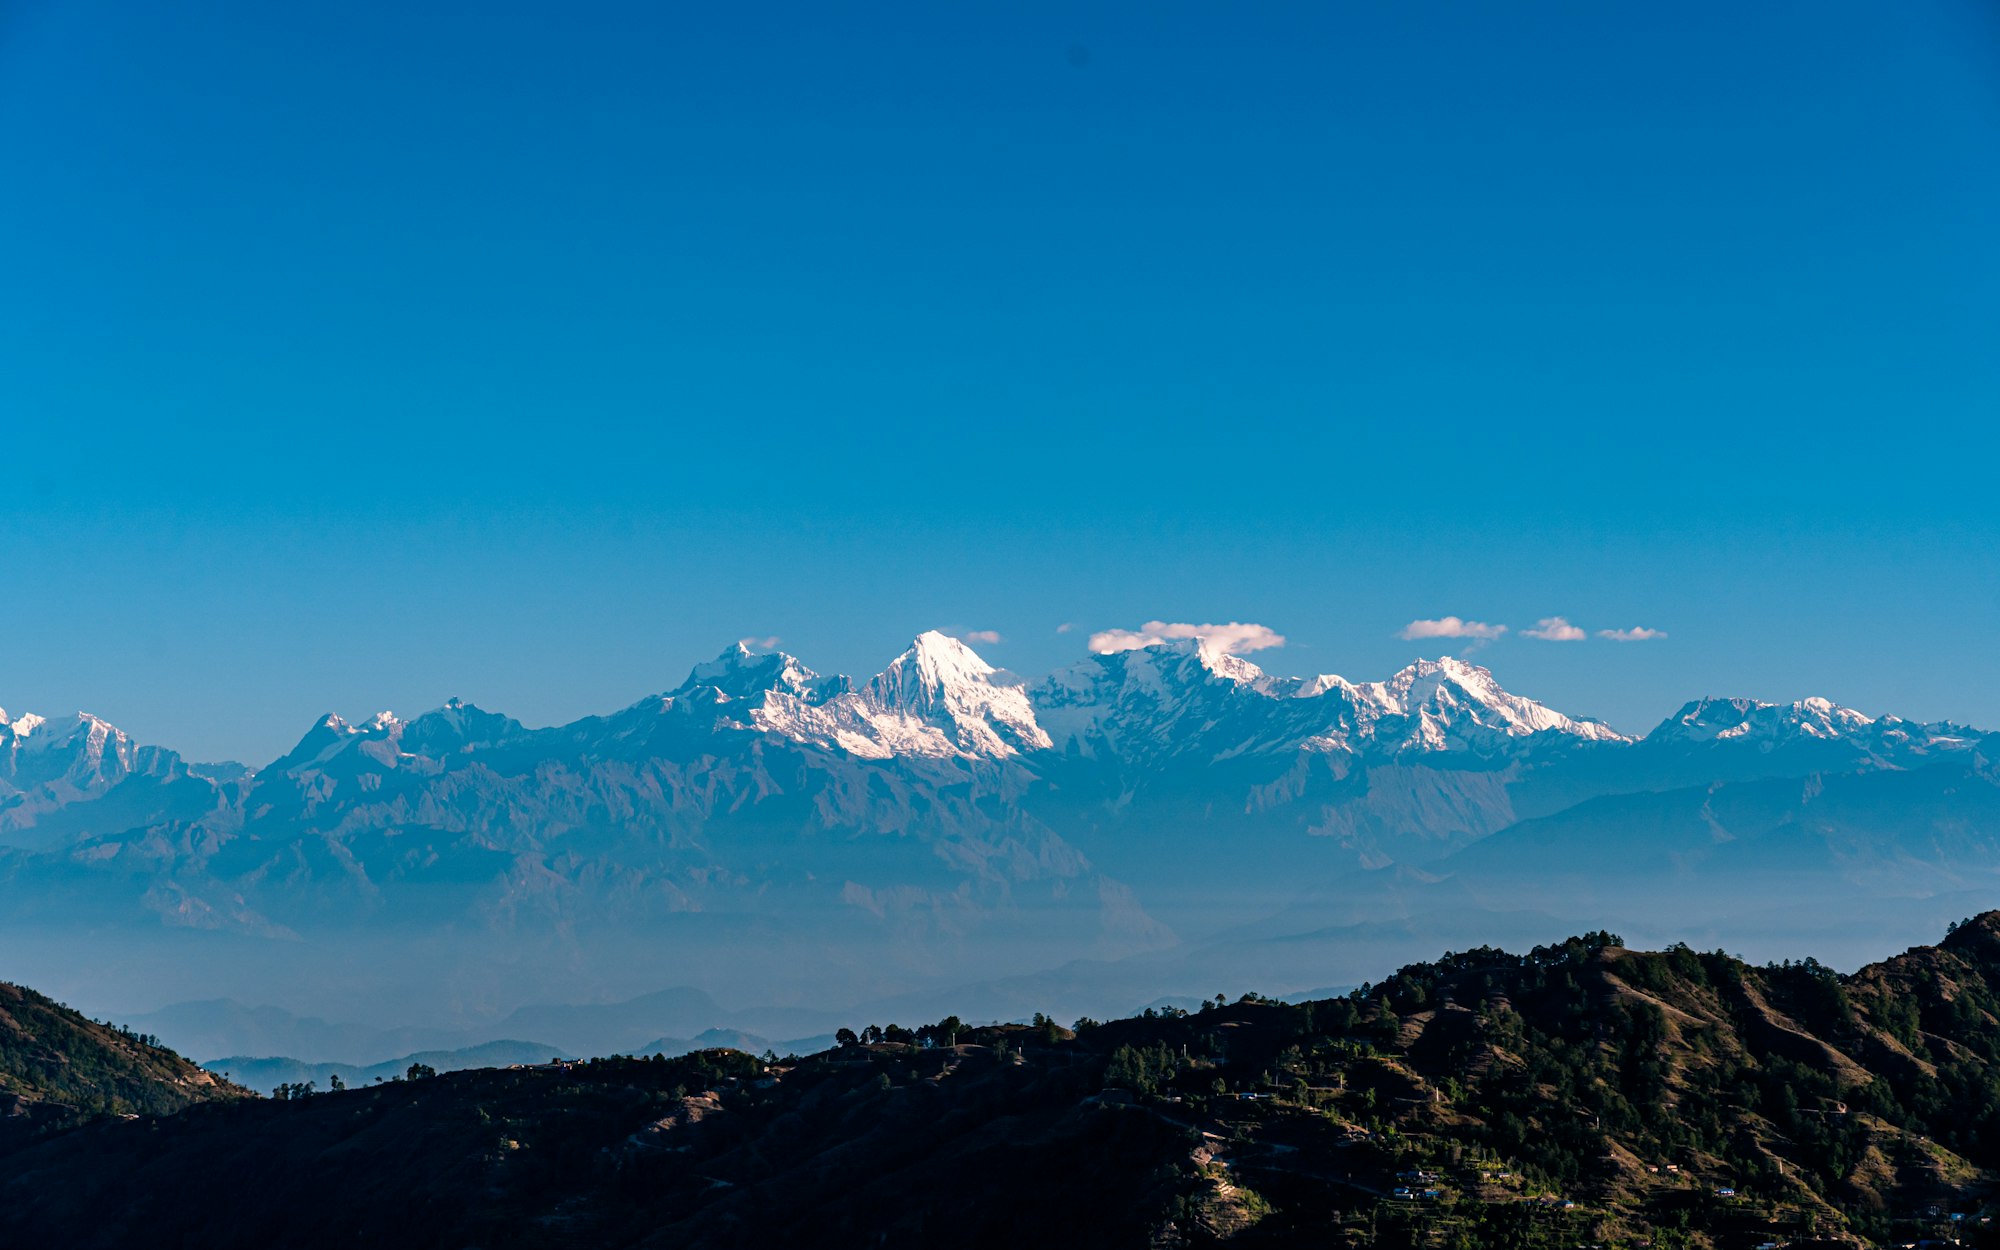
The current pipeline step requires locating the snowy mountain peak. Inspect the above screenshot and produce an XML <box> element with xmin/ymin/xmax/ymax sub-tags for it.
<box><xmin>18</xmin><ymin>712</ymin><xmax>129</xmax><ymax>756</ymax></box>
<box><xmin>0</xmin><ymin>709</ymin><xmax>47</xmax><ymax>739</ymax></box>
<box><xmin>1640</xmin><ymin>695</ymin><xmax>1982</xmax><ymax>762</ymax></box>
<box><xmin>1027</xmin><ymin>640</ymin><xmax>1296</xmax><ymax>763</ymax></box>
<box><xmin>1376</xmin><ymin>656</ymin><xmax>1498</xmax><ymax>702</ymax></box>
<box><xmin>661</xmin><ymin>632</ymin><xmax>1052</xmax><ymax>762</ymax></box>
<box><xmin>1052</xmin><ymin>638</ymin><xmax>1279</xmax><ymax>696</ymax></box>
<box><xmin>1034</xmin><ymin>639</ymin><xmax>1515</xmax><ymax>766</ymax></box>
<box><xmin>268</xmin><ymin>713</ymin><xmax>363</xmax><ymax>771</ymax></box>
<box><xmin>1186</xmin><ymin>638</ymin><xmax>1276</xmax><ymax>687</ymax></box>
<box><xmin>1639</xmin><ymin>694</ymin><xmax>1982</xmax><ymax>764</ymax></box>
<box><xmin>0</xmin><ymin>709</ymin><xmax>170</xmax><ymax>810</ymax></box>
<box><xmin>869</xmin><ymin>632</ymin><xmax>1001</xmax><ymax>703</ymax></box>
<box><xmin>843</xmin><ymin>633</ymin><xmax>1050</xmax><ymax>757</ymax></box>
<box><xmin>1296</xmin><ymin>672</ymin><xmax>1357</xmax><ymax>699</ymax></box>
<box><xmin>1650</xmin><ymin>695</ymin><xmax>1876</xmax><ymax>745</ymax></box>
<box><xmin>676</xmin><ymin>643</ymin><xmax>842</xmax><ymax>704</ymax></box>
<box><xmin>1337</xmin><ymin>658</ymin><xmax>1628</xmax><ymax>749</ymax></box>
<box><xmin>684</xmin><ymin>640</ymin><xmax>775</xmax><ymax>681</ymax></box>
<box><xmin>915</xmin><ymin>628</ymin><xmax>989</xmax><ymax>664</ymax></box>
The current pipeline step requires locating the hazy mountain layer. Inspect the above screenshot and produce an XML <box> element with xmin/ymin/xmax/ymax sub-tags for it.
<box><xmin>2</xmin><ymin>636</ymin><xmax>1993</xmax><ymax>1027</ymax></box>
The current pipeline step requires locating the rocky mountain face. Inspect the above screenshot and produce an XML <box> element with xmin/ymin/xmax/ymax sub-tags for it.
<box><xmin>0</xmin><ymin>710</ymin><xmax>226</xmax><ymax>848</ymax></box>
<box><xmin>0</xmin><ymin>634</ymin><xmax>1993</xmax><ymax>1020</ymax></box>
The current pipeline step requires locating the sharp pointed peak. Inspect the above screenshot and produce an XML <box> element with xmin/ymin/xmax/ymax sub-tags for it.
<box><xmin>1190</xmin><ymin>641</ymin><xmax>1271</xmax><ymax>682</ymax></box>
<box><xmin>846</xmin><ymin>631</ymin><xmax>1047</xmax><ymax>756</ymax></box>
<box><xmin>880</xmin><ymin>632</ymin><xmax>996</xmax><ymax>684</ymax></box>
<box><xmin>265</xmin><ymin>711</ymin><xmax>364</xmax><ymax>770</ymax></box>
<box><xmin>872</xmin><ymin>632</ymin><xmax>1002</xmax><ymax>697</ymax></box>
<box><xmin>905</xmin><ymin>629</ymin><xmax>993</xmax><ymax>664</ymax></box>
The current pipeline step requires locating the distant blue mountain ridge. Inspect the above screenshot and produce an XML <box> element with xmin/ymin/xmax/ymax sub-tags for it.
<box><xmin>3</xmin><ymin>634</ymin><xmax>1993</xmax><ymax>1037</ymax></box>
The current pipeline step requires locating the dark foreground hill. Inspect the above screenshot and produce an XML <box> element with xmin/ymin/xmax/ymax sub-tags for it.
<box><xmin>15</xmin><ymin>920</ymin><xmax>2000</xmax><ymax>1247</ymax></box>
<box><xmin>0</xmin><ymin>980</ymin><xmax>248</xmax><ymax>1145</ymax></box>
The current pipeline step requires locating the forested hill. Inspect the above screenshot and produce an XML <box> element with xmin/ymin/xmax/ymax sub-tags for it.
<box><xmin>13</xmin><ymin>920</ymin><xmax>2000</xmax><ymax>1246</ymax></box>
<box><xmin>0</xmin><ymin>980</ymin><xmax>249</xmax><ymax>1143</ymax></box>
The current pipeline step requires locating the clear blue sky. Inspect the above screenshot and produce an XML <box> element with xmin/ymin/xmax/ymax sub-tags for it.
<box><xmin>3</xmin><ymin>0</ymin><xmax>1997</xmax><ymax>765</ymax></box>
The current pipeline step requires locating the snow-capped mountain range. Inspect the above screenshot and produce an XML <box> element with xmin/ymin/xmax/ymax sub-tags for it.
<box><xmin>2</xmin><ymin>631</ymin><xmax>1985</xmax><ymax>871</ymax></box>
<box><xmin>1648</xmin><ymin>693</ymin><xmax>1980</xmax><ymax>760</ymax></box>
<box><xmin>8</xmin><ymin>632</ymin><xmax>1973</xmax><ymax>795</ymax></box>
<box><xmin>1</xmin><ymin>632</ymin><xmax>1994</xmax><ymax>1023</ymax></box>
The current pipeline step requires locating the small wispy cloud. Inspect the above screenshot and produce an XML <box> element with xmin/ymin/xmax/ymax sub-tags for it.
<box><xmin>1398</xmin><ymin>616</ymin><xmax>1506</xmax><ymax>641</ymax></box>
<box><xmin>1055</xmin><ymin>622</ymin><xmax>1076</xmax><ymax>634</ymax></box>
<box><xmin>955</xmin><ymin>629</ymin><xmax>1004</xmax><ymax>645</ymax></box>
<box><xmin>1088</xmin><ymin>620</ymin><xmax>1286</xmax><ymax>656</ymax></box>
<box><xmin>1598</xmin><ymin>626</ymin><xmax>1668</xmax><ymax>642</ymax></box>
<box><xmin>737</xmin><ymin>635</ymin><xmax>782</xmax><ymax>651</ymax></box>
<box><xmin>1523</xmin><ymin>616</ymin><xmax>1587</xmax><ymax>642</ymax></box>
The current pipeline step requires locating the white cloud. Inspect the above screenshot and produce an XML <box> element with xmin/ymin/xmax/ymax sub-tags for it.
<box><xmin>1088</xmin><ymin>620</ymin><xmax>1286</xmax><ymax>656</ymax></box>
<box><xmin>1598</xmin><ymin>626</ymin><xmax>1668</xmax><ymax>642</ymax></box>
<box><xmin>1055</xmin><ymin>622</ymin><xmax>1076</xmax><ymax>634</ymax></box>
<box><xmin>1523</xmin><ymin>616</ymin><xmax>1587</xmax><ymax>642</ymax></box>
<box><xmin>955</xmin><ymin>629</ymin><xmax>1004</xmax><ymax>645</ymax></box>
<box><xmin>737</xmin><ymin>635</ymin><xmax>782</xmax><ymax>651</ymax></box>
<box><xmin>1398</xmin><ymin>616</ymin><xmax>1506</xmax><ymax>641</ymax></box>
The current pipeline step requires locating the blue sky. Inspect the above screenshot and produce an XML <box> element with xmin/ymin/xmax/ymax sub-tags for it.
<box><xmin>3</xmin><ymin>0</ymin><xmax>1997</xmax><ymax>764</ymax></box>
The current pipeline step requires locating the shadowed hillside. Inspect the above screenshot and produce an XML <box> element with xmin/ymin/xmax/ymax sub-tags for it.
<box><xmin>13</xmin><ymin>919</ymin><xmax>2000</xmax><ymax>1245</ymax></box>
<box><xmin>0</xmin><ymin>980</ymin><xmax>249</xmax><ymax>1145</ymax></box>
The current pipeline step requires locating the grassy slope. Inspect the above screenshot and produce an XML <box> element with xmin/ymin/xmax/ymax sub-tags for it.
<box><xmin>0</xmin><ymin>979</ymin><xmax>250</xmax><ymax>1144</ymax></box>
